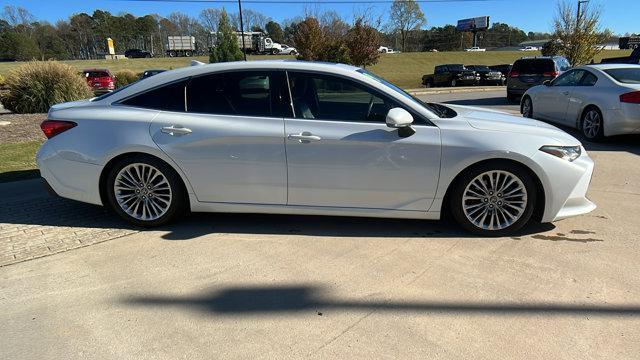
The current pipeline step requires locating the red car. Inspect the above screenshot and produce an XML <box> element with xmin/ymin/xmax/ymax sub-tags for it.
<box><xmin>83</xmin><ymin>69</ymin><xmax>115</xmax><ymax>94</ymax></box>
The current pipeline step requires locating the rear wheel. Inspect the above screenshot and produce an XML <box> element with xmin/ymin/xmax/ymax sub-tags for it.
<box><xmin>581</xmin><ymin>107</ymin><xmax>605</xmax><ymax>142</ymax></box>
<box><xmin>106</xmin><ymin>156</ymin><xmax>186</xmax><ymax>227</ymax></box>
<box><xmin>507</xmin><ymin>91</ymin><xmax>518</xmax><ymax>103</ymax></box>
<box><xmin>521</xmin><ymin>96</ymin><xmax>533</xmax><ymax>118</ymax></box>
<box><xmin>451</xmin><ymin>79</ymin><xmax>457</xmax><ymax>87</ymax></box>
<box><xmin>450</xmin><ymin>163</ymin><xmax>537</xmax><ymax>236</ymax></box>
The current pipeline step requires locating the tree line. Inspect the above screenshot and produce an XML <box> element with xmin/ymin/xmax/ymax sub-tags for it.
<box><xmin>0</xmin><ymin>1</ymin><xmax>555</xmax><ymax>62</ymax></box>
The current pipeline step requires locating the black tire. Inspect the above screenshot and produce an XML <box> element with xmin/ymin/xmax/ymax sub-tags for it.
<box><xmin>449</xmin><ymin>161</ymin><xmax>538</xmax><ymax>237</ymax></box>
<box><xmin>521</xmin><ymin>96</ymin><xmax>533</xmax><ymax>118</ymax></box>
<box><xmin>580</xmin><ymin>106</ymin><xmax>605</xmax><ymax>142</ymax></box>
<box><xmin>507</xmin><ymin>91</ymin><xmax>518</xmax><ymax>103</ymax></box>
<box><xmin>451</xmin><ymin>79</ymin><xmax>457</xmax><ymax>87</ymax></box>
<box><xmin>106</xmin><ymin>155</ymin><xmax>187</xmax><ymax>227</ymax></box>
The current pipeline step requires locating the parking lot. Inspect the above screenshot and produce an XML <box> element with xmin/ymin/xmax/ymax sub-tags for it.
<box><xmin>1</xmin><ymin>90</ymin><xmax>639</xmax><ymax>359</ymax></box>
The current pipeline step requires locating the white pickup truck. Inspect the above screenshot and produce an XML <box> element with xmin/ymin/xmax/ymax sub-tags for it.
<box><xmin>465</xmin><ymin>47</ymin><xmax>486</xmax><ymax>52</ymax></box>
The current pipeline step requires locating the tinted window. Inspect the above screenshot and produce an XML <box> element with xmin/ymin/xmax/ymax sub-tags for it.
<box><xmin>288</xmin><ymin>72</ymin><xmax>397</xmax><ymax>123</ymax></box>
<box><xmin>187</xmin><ymin>71</ymin><xmax>274</xmax><ymax>117</ymax></box>
<box><xmin>448</xmin><ymin>64</ymin><xmax>465</xmax><ymax>71</ymax></box>
<box><xmin>553</xmin><ymin>70</ymin><xmax>585</xmax><ymax>86</ymax></box>
<box><xmin>604</xmin><ymin>68</ymin><xmax>640</xmax><ymax>84</ymax></box>
<box><xmin>512</xmin><ymin>59</ymin><xmax>554</xmax><ymax>74</ymax></box>
<box><xmin>579</xmin><ymin>71</ymin><xmax>598</xmax><ymax>86</ymax></box>
<box><xmin>120</xmin><ymin>80</ymin><xmax>187</xmax><ymax>112</ymax></box>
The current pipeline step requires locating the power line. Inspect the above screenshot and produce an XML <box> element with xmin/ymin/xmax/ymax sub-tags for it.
<box><xmin>118</xmin><ymin>0</ymin><xmax>507</xmax><ymax>4</ymax></box>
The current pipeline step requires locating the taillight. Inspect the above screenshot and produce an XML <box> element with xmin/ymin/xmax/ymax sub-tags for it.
<box><xmin>509</xmin><ymin>71</ymin><xmax>520</xmax><ymax>78</ymax></box>
<box><xmin>40</xmin><ymin>120</ymin><xmax>77</xmax><ymax>139</ymax></box>
<box><xmin>620</xmin><ymin>91</ymin><xmax>640</xmax><ymax>104</ymax></box>
<box><xmin>543</xmin><ymin>71</ymin><xmax>559</xmax><ymax>77</ymax></box>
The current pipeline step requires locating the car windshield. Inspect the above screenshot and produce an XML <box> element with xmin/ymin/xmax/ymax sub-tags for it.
<box><xmin>356</xmin><ymin>68</ymin><xmax>447</xmax><ymax>117</ymax></box>
<box><xmin>604</xmin><ymin>68</ymin><xmax>640</xmax><ymax>84</ymax></box>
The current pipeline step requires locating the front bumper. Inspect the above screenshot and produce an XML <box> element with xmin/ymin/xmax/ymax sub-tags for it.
<box><xmin>534</xmin><ymin>148</ymin><xmax>597</xmax><ymax>222</ymax></box>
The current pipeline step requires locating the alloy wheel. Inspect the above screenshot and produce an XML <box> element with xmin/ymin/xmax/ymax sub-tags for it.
<box><xmin>583</xmin><ymin>110</ymin><xmax>602</xmax><ymax>139</ymax></box>
<box><xmin>113</xmin><ymin>163</ymin><xmax>173</xmax><ymax>221</ymax></box>
<box><xmin>462</xmin><ymin>170</ymin><xmax>528</xmax><ymax>231</ymax></box>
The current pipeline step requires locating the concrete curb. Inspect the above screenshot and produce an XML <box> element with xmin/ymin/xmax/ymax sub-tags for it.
<box><xmin>406</xmin><ymin>86</ymin><xmax>506</xmax><ymax>96</ymax></box>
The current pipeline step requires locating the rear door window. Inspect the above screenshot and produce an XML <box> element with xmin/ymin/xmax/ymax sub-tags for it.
<box><xmin>187</xmin><ymin>71</ymin><xmax>284</xmax><ymax>117</ymax></box>
<box><xmin>120</xmin><ymin>80</ymin><xmax>188</xmax><ymax>112</ymax></box>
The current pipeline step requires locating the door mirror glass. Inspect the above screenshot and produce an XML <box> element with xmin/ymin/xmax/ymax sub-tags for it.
<box><xmin>386</xmin><ymin>107</ymin><xmax>413</xmax><ymax>128</ymax></box>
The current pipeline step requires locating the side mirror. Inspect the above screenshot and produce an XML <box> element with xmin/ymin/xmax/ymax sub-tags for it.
<box><xmin>386</xmin><ymin>107</ymin><xmax>414</xmax><ymax>128</ymax></box>
<box><xmin>543</xmin><ymin>80</ymin><xmax>551</xmax><ymax>86</ymax></box>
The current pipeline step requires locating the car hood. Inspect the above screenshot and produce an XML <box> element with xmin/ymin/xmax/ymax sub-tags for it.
<box><xmin>444</xmin><ymin>104</ymin><xmax>581</xmax><ymax>145</ymax></box>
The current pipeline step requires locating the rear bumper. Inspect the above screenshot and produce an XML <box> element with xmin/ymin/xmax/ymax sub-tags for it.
<box><xmin>36</xmin><ymin>141</ymin><xmax>103</xmax><ymax>206</ymax></box>
<box><xmin>604</xmin><ymin>106</ymin><xmax>640</xmax><ymax>137</ymax></box>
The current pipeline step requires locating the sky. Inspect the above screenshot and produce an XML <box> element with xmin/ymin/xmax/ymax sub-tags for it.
<box><xmin>4</xmin><ymin>0</ymin><xmax>639</xmax><ymax>35</ymax></box>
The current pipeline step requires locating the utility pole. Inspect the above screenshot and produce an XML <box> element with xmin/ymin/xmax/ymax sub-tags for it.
<box><xmin>577</xmin><ymin>0</ymin><xmax>589</xmax><ymax>30</ymax></box>
<box><xmin>237</xmin><ymin>0</ymin><xmax>247</xmax><ymax>61</ymax></box>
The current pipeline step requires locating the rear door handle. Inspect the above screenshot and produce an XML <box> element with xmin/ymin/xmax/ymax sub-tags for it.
<box><xmin>288</xmin><ymin>132</ymin><xmax>322</xmax><ymax>143</ymax></box>
<box><xmin>161</xmin><ymin>125</ymin><xmax>192</xmax><ymax>136</ymax></box>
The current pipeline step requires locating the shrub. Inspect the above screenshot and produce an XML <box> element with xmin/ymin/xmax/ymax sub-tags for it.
<box><xmin>1</xmin><ymin>61</ymin><xmax>92</xmax><ymax>114</ymax></box>
<box><xmin>541</xmin><ymin>40</ymin><xmax>562</xmax><ymax>57</ymax></box>
<box><xmin>0</xmin><ymin>74</ymin><xmax>5</xmax><ymax>88</ymax></box>
<box><xmin>114</xmin><ymin>69</ymin><xmax>139</xmax><ymax>88</ymax></box>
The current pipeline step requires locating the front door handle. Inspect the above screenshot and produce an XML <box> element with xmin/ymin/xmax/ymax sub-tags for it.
<box><xmin>161</xmin><ymin>125</ymin><xmax>192</xmax><ymax>136</ymax></box>
<box><xmin>288</xmin><ymin>132</ymin><xmax>322</xmax><ymax>143</ymax></box>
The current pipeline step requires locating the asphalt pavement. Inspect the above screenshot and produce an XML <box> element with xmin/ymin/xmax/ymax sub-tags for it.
<box><xmin>1</xmin><ymin>90</ymin><xmax>639</xmax><ymax>360</ymax></box>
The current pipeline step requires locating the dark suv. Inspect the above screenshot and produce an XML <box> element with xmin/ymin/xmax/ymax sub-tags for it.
<box><xmin>422</xmin><ymin>64</ymin><xmax>479</xmax><ymax>87</ymax></box>
<box><xmin>466</xmin><ymin>65</ymin><xmax>505</xmax><ymax>85</ymax></box>
<box><xmin>506</xmin><ymin>56</ymin><xmax>571</xmax><ymax>102</ymax></box>
<box><xmin>124</xmin><ymin>49</ymin><xmax>152</xmax><ymax>58</ymax></box>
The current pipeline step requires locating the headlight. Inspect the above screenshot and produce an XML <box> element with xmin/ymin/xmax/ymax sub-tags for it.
<box><xmin>539</xmin><ymin>145</ymin><xmax>581</xmax><ymax>162</ymax></box>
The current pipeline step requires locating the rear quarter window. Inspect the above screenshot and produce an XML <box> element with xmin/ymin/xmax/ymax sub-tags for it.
<box><xmin>604</xmin><ymin>68</ymin><xmax>640</xmax><ymax>84</ymax></box>
<box><xmin>119</xmin><ymin>80</ymin><xmax>187</xmax><ymax>112</ymax></box>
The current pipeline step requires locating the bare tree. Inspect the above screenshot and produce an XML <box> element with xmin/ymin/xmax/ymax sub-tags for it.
<box><xmin>551</xmin><ymin>0</ymin><xmax>611</xmax><ymax>65</ymax></box>
<box><xmin>199</xmin><ymin>8</ymin><xmax>221</xmax><ymax>33</ymax></box>
<box><xmin>388</xmin><ymin>0</ymin><xmax>425</xmax><ymax>52</ymax></box>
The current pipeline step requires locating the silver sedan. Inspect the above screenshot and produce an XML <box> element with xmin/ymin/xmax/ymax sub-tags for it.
<box><xmin>521</xmin><ymin>64</ymin><xmax>640</xmax><ymax>141</ymax></box>
<box><xmin>37</xmin><ymin>61</ymin><xmax>595</xmax><ymax>236</ymax></box>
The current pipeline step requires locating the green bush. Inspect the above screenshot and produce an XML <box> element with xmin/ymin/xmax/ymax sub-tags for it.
<box><xmin>114</xmin><ymin>69</ymin><xmax>139</xmax><ymax>88</ymax></box>
<box><xmin>0</xmin><ymin>74</ymin><xmax>5</xmax><ymax>88</ymax></box>
<box><xmin>1</xmin><ymin>61</ymin><xmax>92</xmax><ymax>114</ymax></box>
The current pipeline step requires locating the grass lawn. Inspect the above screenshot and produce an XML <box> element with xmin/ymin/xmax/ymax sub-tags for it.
<box><xmin>0</xmin><ymin>141</ymin><xmax>42</xmax><ymax>183</ymax></box>
<box><xmin>0</xmin><ymin>50</ymin><xmax>631</xmax><ymax>89</ymax></box>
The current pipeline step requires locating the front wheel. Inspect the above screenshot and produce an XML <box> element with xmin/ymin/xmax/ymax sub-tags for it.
<box><xmin>106</xmin><ymin>156</ymin><xmax>186</xmax><ymax>227</ymax></box>
<box><xmin>450</xmin><ymin>163</ymin><xmax>537</xmax><ymax>236</ymax></box>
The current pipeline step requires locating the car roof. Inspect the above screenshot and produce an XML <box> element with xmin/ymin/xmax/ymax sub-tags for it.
<box><xmin>95</xmin><ymin>60</ymin><xmax>362</xmax><ymax>103</ymax></box>
<box><xmin>83</xmin><ymin>68</ymin><xmax>110</xmax><ymax>72</ymax></box>
<box><xmin>583</xmin><ymin>63</ymin><xmax>640</xmax><ymax>70</ymax></box>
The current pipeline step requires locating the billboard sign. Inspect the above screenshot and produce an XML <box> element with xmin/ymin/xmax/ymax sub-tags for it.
<box><xmin>457</xmin><ymin>16</ymin><xmax>490</xmax><ymax>31</ymax></box>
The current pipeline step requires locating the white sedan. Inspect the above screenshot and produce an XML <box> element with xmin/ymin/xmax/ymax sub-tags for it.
<box><xmin>521</xmin><ymin>64</ymin><xmax>640</xmax><ymax>141</ymax></box>
<box><xmin>37</xmin><ymin>60</ymin><xmax>595</xmax><ymax>236</ymax></box>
